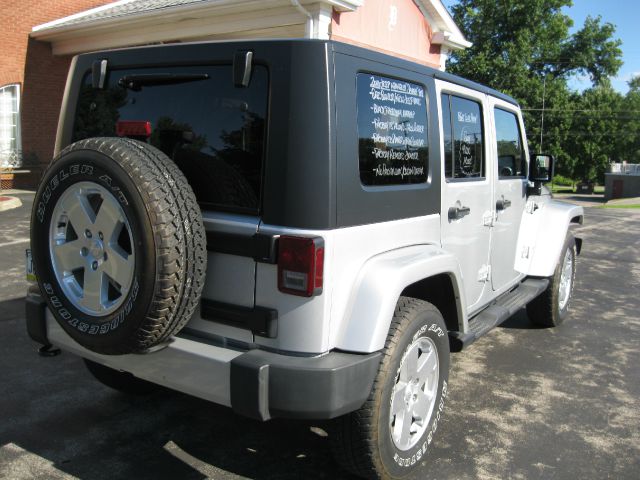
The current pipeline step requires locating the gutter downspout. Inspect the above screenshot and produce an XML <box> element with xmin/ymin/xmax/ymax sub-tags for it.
<box><xmin>290</xmin><ymin>0</ymin><xmax>314</xmax><ymax>38</ymax></box>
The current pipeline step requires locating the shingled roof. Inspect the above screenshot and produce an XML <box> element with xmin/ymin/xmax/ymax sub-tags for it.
<box><xmin>34</xmin><ymin>0</ymin><xmax>213</xmax><ymax>31</ymax></box>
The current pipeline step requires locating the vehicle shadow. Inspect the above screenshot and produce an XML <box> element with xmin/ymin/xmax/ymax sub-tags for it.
<box><xmin>498</xmin><ymin>309</ymin><xmax>547</xmax><ymax>330</ymax></box>
<box><xmin>0</xmin><ymin>297</ymin><xmax>357</xmax><ymax>480</ymax></box>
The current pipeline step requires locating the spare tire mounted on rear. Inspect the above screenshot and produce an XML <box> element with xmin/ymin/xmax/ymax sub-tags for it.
<box><xmin>31</xmin><ymin>137</ymin><xmax>206</xmax><ymax>355</ymax></box>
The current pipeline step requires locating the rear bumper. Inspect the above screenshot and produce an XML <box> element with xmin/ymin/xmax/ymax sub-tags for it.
<box><xmin>26</xmin><ymin>288</ymin><xmax>381</xmax><ymax>421</ymax></box>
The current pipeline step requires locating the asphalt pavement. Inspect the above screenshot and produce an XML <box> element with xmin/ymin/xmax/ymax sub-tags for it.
<box><xmin>0</xmin><ymin>193</ymin><xmax>638</xmax><ymax>479</ymax></box>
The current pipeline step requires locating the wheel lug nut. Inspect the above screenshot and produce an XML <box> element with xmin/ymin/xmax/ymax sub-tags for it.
<box><xmin>85</xmin><ymin>229</ymin><xmax>92</xmax><ymax>238</ymax></box>
<box><xmin>103</xmin><ymin>252</ymin><xmax>108</xmax><ymax>261</ymax></box>
<box><xmin>98</xmin><ymin>232</ymin><xmax>103</xmax><ymax>240</ymax></box>
<box><xmin>81</xmin><ymin>247</ymin><xmax>88</xmax><ymax>257</ymax></box>
<box><xmin>92</xmin><ymin>261</ymin><xmax>98</xmax><ymax>270</ymax></box>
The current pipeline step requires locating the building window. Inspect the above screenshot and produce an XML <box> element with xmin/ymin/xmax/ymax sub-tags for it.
<box><xmin>0</xmin><ymin>84</ymin><xmax>22</xmax><ymax>168</ymax></box>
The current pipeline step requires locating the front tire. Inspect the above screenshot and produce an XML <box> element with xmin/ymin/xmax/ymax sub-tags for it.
<box><xmin>527</xmin><ymin>233</ymin><xmax>577</xmax><ymax>327</ymax></box>
<box><xmin>330</xmin><ymin>297</ymin><xmax>450</xmax><ymax>480</ymax></box>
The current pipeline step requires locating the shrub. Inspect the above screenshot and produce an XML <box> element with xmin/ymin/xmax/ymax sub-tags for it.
<box><xmin>552</xmin><ymin>175</ymin><xmax>574</xmax><ymax>186</ymax></box>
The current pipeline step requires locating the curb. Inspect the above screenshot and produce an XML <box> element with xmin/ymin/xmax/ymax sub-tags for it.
<box><xmin>0</xmin><ymin>196</ymin><xmax>23</xmax><ymax>212</ymax></box>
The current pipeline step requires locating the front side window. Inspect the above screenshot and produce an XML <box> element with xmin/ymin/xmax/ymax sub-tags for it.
<box><xmin>442</xmin><ymin>94</ymin><xmax>484</xmax><ymax>180</ymax></box>
<box><xmin>494</xmin><ymin>107</ymin><xmax>526</xmax><ymax>178</ymax></box>
<box><xmin>0</xmin><ymin>84</ymin><xmax>22</xmax><ymax>168</ymax></box>
<box><xmin>356</xmin><ymin>73</ymin><xmax>428</xmax><ymax>186</ymax></box>
<box><xmin>73</xmin><ymin>65</ymin><xmax>268</xmax><ymax>214</ymax></box>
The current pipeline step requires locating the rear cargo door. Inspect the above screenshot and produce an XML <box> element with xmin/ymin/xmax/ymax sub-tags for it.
<box><xmin>71</xmin><ymin>63</ymin><xmax>270</xmax><ymax>343</ymax></box>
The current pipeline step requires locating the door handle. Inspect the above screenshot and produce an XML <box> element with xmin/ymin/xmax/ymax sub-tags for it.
<box><xmin>448</xmin><ymin>205</ymin><xmax>471</xmax><ymax>220</ymax></box>
<box><xmin>496</xmin><ymin>198</ymin><xmax>512</xmax><ymax>211</ymax></box>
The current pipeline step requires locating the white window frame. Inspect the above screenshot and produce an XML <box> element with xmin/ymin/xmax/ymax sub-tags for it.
<box><xmin>0</xmin><ymin>83</ymin><xmax>22</xmax><ymax>168</ymax></box>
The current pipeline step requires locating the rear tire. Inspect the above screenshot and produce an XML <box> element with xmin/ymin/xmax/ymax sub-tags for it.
<box><xmin>84</xmin><ymin>359</ymin><xmax>158</xmax><ymax>395</ymax></box>
<box><xmin>527</xmin><ymin>233</ymin><xmax>577</xmax><ymax>327</ymax></box>
<box><xmin>330</xmin><ymin>297</ymin><xmax>450</xmax><ymax>479</ymax></box>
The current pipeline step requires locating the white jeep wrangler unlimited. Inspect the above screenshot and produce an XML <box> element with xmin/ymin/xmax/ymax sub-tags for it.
<box><xmin>26</xmin><ymin>40</ymin><xmax>583</xmax><ymax>479</ymax></box>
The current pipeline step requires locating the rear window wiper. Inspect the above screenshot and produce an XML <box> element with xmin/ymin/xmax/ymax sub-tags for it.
<box><xmin>118</xmin><ymin>73</ymin><xmax>209</xmax><ymax>90</ymax></box>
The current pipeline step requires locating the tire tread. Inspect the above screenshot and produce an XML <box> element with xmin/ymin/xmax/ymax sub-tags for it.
<box><xmin>330</xmin><ymin>297</ymin><xmax>444</xmax><ymax>480</ymax></box>
<box><xmin>46</xmin><ymin>138</ymin><xmax>206</xmax><ymax>354</ymax></box>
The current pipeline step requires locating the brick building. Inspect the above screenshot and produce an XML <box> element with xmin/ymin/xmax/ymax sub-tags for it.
<box><xmin>0</xmin><ymin>0</ymin><xmax>109</xmax><ymax>187</ymax></box>
<box><xmin>1</xmin><ymin>0</ymin><xmax>468</xmax><ymax>188</ymax></box>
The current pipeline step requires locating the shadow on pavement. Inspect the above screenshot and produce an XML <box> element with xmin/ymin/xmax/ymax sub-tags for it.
<box><xmin>0</xmin><ymin>297</ymin><xmax>355</xmax><ymax>480</ymax></box>
<box><xmin>498</xmin><ymin>309</ymin><xmax>547</xmax><ymax>330</ymax></box>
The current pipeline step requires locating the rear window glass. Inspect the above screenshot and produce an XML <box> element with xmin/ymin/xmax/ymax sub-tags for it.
<box><xmin>73</xmin><ymin>65</ymin><xmax>268</xmax><ymax>214</ymax></box>
<box><xmin>356</xmin><ymin>73</ymin><xmax>428</xmax><ymax>186</ymax></box>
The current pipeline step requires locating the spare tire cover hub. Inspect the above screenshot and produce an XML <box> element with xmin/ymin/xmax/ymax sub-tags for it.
<box><xmin>49</xmin><ymin>181</ymin><xmax>135</xmax><ymax>317</ymax></box>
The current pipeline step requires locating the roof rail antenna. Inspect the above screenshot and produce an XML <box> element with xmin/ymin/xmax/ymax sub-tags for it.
<box><xmin>233</xmin><ymin>50</ymin><xmax>253</xmax><ymax>88</ymax></box>
<box><xmin>92</xmin><ymin>59</ymin><xmax>108</xmax><ymax>89</ymax></box>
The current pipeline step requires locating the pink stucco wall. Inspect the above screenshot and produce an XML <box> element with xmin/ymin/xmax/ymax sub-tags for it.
<box><xmin>330</xmin><ymin>0</ymin><xmax>441</xmax><ymax>67</ymax></box>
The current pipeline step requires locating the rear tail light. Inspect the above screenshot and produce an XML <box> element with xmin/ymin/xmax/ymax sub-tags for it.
<box><xmin>278</xmin><ymin>236</ymin><xmax>324</xmax><ymax>297</ymax></box>
<box><xmin>116</xmin><ymin>120</ymin><xmax>152</xmax><ymax>138</ymax></box>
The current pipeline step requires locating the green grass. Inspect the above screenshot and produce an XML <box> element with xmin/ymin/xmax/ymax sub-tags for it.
<box><xmin>550</xmin><ymin>184</ymin><xmax>605</xmax><ymax>194</ymax></box>
<box><xmin>598</xmin><ymin>204</ymin><xmax>640</xmax><ymax>209</ymax></box>
<box><xmin>550</xmin><ymin>185</ymin><xmax>574</xmax><ymax>193</ymax></box>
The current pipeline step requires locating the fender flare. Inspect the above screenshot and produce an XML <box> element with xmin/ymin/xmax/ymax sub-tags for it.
<box><xmin>515</xmin><ymin>199</ymin><xmax>583</xmax><ymax>277</ymax></box>
<box><xmin>335</xmin><ymin>245</ymin><xmax>466</xmax><ymax>353</ymax></box>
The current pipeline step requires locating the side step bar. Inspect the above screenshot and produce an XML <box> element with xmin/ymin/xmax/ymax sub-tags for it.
<box><xmin>449</xmin><ymin>278</ymin><xmax>549</xmax><ymax>352</ymax></box>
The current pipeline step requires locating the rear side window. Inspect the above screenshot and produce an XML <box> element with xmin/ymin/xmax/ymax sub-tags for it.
<box><xmin>441</xmin><ymin>94</ymin><xmax>484</xmax><ymax>180</ymax></box>
<box><xmin>494</xmin><ymin>107</ymin><xmax>526</xmax><ymax>178</ymax></box>
<box><xmin>73</xmin><ymin>65</ymin><xmax>268</xmax><ymax>214</ymax></box>
<box><xmin>356</xmin><ymin>73</ymin><xmax>428</xmax><ymax>186</ymax></box>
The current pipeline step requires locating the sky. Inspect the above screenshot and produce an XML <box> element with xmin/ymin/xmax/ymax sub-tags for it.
<box><xmin>441</xmin><ymin>0</ymin><xmax>640</xmax><ymax>94</ymax></box>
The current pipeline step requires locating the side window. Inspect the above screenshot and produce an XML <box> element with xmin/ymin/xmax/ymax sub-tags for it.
<box><xmin>494</xmin><ymin>107</ymin><xmax>526</xmax><ymax>178</ymax></box>
<box><xmin>356</xmin><ymin>73</ymin><xmax>428</xmax><ymax>186</ymax></box>
<box><xmin>441</xmin><ymin>94</ymin><xmax>452</xmax><ymax>178</ymax></box>
<box><xmin>442</xmin><ymin>94</ymin><xmax>484</xmax><ymax>180</ymax></box>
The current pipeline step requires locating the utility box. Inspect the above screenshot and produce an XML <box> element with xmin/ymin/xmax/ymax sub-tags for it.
<box><xmin>605</xmin><ymin>168</ymin><xmax>640</xmax><ymax>201</ymax></box>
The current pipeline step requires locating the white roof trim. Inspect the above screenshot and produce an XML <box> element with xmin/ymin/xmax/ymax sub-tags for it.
<box><xmin>33</xmin><ymin>0</ymin><xmax>137</xmax><ymax>32</ymax></box>
<box><xmin>431</xmin><ymin>31</ymin><xmax>472</xmax><ymax>50</ymax></box>
<box><xmin>31</xmin><ymin>0</ymin><xmax>467</xmax><ymax>55</ymax></box>
<box><xmin>415</xmin><ymin>0</ymin><xmax>471</xmax><ymax>50</ymax></box>
<box><xmin>32</xmin><ymin>0</ymin><xmax>361</xmax><ymax>36</ymax></box>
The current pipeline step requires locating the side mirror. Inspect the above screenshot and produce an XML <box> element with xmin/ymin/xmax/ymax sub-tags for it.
<box><xmin>529</xmin><ymin>154</ymin><xmax>554</xmax><ymax>183</ymax></box>
<box><xmin>527</xmin><ymin>154</ymin><xmax>554</xmax><ymax>196</ymax></box>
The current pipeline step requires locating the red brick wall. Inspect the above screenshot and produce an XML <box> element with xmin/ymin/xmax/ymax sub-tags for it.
<box><xmin>21</xmin><ymin>40</ymin><xmax>74</xmax><ymax>176</ymax></box>
<box><xmin>0</xmin><ymin>0</ymin><xmax>108</xmax><ymax>187</ymax></box>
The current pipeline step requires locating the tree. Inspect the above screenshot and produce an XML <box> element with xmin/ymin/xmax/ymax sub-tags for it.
<box><xmin>620</xmin><ymin>76</ymin><xmax>640</xmax><ymax>163</ymax></box>
<box><xmin>566</xmin><ymin>84</ymin><xmax>623</xmax><ymax>182</ymax></box>
<box><xmin>446</xmin><ymin>0</ymin><xmax>623</xmax><ymax>171</ymax></box>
